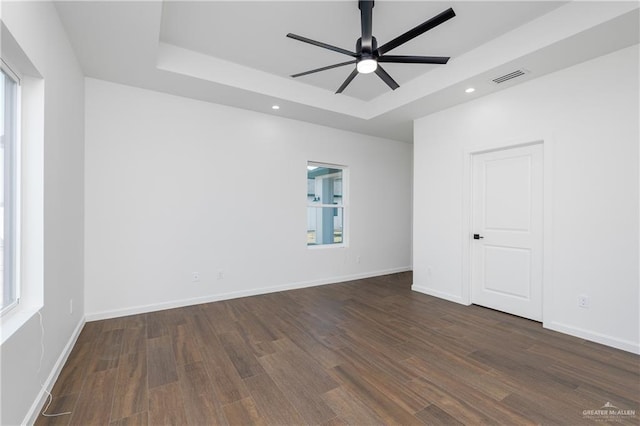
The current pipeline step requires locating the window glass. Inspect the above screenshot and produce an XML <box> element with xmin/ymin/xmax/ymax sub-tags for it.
<box><xmin>1</xmin><ymin>68</ymin><xmax>18</xmax><ymax>314</ymax></box>
<box><xmin>307</xmin><ymin>163</ymin><xmax>345</xmax><ymax>246</ymax></box>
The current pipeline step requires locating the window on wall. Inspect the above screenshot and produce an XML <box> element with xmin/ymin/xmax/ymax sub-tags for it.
<box><xmin>307</xmin><ymin>162</ymin><xmax>346</xmax><ymax>247</ymax></box>
<box><xmin>1</xmin><ymin>66</ymin><xmax>19</xmax><ymax>314</ymax></box>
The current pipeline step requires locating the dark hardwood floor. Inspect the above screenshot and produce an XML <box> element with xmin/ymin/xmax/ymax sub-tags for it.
<box><xmin>37</xmin><ymin>272</ymin><xmax>639</xmax><ymax>425</ymax></box>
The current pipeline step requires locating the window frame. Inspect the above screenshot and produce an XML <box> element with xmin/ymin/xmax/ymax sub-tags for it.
<box><xmin>1</xmin><ymin>61</ymin><xmax>21</xmax><ymax>316</ymax></box>
<box><xmin>306</xmin><ymin>161</ymin><xmax>348</xmax><ymax>249</ymax></box>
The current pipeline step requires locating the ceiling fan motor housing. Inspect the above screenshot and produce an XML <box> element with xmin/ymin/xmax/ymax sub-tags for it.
<box><xmin>356</xmin><ymin>37</ymin><xmax>378</xmax><ymax>56</ymax></box>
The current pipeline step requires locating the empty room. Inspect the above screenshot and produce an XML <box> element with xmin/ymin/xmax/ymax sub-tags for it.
<box><xmin>1</xmin><ymin>0</ymin><xmax>638</xmax><ymax>424</ymax></box>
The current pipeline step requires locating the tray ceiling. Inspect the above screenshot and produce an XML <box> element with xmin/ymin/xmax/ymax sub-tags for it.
<box><xmin>54</xmin><ymin>1</ymin><xmax>640</xmax><ymax>142</ymax></box>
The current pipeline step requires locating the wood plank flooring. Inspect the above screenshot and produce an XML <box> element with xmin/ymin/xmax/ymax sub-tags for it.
<box><xmin>37</xmin><ymin>273</ymin><xmax>640</xmax><ymax>425</ymax></box>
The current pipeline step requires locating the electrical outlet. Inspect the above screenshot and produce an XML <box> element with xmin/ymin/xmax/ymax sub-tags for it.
<box><xmin>69</xmin><ymin>299</ymin><xmax>73</xmax><ymax>315</ymax></box>
<box><xmin>578</xmin><ymin>295</ymin><xmax>589</xmax><ymax>308</ymax></box>
<box><xmin>192</xmin><ymin>272</ymin><xmax>200</xmax><ymax>282</ymax></box>
<box><xmin>356</xmin><ymin>256</ymin><xmax>361</xmax><ymax>264</ymax></box>
<box><xmin>427</xmin><ymin>266</ymin><xmax>432</xmax><ymax>276</ymax></box>
<box><xmin>217</xmin><ymin>270</ymin><xmax>224</xmax><ymax>280</ymax></box>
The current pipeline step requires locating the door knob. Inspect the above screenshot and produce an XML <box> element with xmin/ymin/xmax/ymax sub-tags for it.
<box><xmin>473</xmin><ymin>234</ymin><xmax>484</xmax><ymax>239</ymax></box>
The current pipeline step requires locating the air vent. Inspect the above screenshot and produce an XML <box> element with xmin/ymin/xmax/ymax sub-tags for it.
<box><xmin>492</xmin><ymin>69</ymin><xmax>528</xmax><ymax>84</ymax></box>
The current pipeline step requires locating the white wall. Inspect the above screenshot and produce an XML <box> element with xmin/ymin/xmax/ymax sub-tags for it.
<box><xmin>0</xmin><ymin>2</ymin><xmax>85</xmax><ymax>425</ymax></box>
<box><xmin>84</xmin><ymin>78</ymin><xmax>412</xmax><ymax>319</ymax></box>
<box><xmin>413</xmin><ymin>45</ymin><xmax>639</xmax><ymax>353</ymax></box>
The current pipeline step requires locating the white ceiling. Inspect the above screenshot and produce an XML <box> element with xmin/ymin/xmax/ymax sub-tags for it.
<box><xmin>159</xmin><ymin>1</ymin><xmax>563</xmax><ymax>101</ymax></box>
<box><xmin>54</xmin><ymin>1</ymin><xmax>639</xmax><ymax>142</ymax></box>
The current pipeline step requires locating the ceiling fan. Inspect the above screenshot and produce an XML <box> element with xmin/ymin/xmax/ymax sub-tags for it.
<box><xmin>287</xmin><ymin>1</ymin><xmax>456</xmax><ymax>94</ymax></box>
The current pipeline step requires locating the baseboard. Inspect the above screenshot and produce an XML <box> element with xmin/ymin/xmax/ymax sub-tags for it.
<box><xmin>86</xmin><ymin>267</ymin><xmax>412</xmax><ymax>321</ymax></box>
<box><xmin>544</xmin><ymin>321</ymin><xmax>640</xmax><ymax>355</ymax></box>
<box><xmin>23</xmin><ymin>316</ymin><xmax>86</xmax><ymax>426</ymax></box>
<box><xmin>411</xmin><ymin>284</ymin><xmax>468</xmax><ymax>305</ymax></box>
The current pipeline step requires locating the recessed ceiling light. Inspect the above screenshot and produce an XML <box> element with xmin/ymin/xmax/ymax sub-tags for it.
<box><xmin>465</xmin><ymin>87</ymin><xmax>475</xmax><ymax>93</ymax></box>
<box><xmin>272</xmin><ymin>105</ymin><xmax>280</xmax><ymax>110</ymax></box>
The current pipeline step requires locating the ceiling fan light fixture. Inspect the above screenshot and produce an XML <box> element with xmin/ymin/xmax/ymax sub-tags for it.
<box><xmin>357</xmin><ymin>58</ymin><xmax>378</xmax><ymax>74</ymax></box>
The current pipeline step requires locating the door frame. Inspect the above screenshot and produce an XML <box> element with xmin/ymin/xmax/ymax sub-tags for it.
<box><xmin>461</xmin><ymin>135</ymin><xmax>553</xmax><ymax>323</ymax></box>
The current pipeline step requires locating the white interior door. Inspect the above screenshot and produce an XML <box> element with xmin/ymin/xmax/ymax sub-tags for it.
<box><xmin>471</xmin><ymin>143</ymin><xmax>543</xmax><ymax>321</ymax></box>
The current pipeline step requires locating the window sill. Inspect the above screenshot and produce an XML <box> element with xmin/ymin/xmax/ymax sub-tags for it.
<box><xmin>0</xmin><ymin>303</ymin><xmax>42</xmax><ymax>345</ymax></box>
<box><xmin>307</xmin><ymin>243</ymin><xmax>347</xmax><ymax>250</ymax></box>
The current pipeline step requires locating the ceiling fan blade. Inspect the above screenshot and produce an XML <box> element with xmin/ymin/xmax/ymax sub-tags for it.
<box><xmin>378</xmin><ymin>55</ymin><xmax>450</xmax><ymax>64</ymax></box>
<box><xmin>374</xmin><ymin>65</ymin><xmax>399</xmax><ymax>90</ymax></box>
<box><xmin>291</xmin><ymin>60</ymin><xmax>357</xmax><ymax>78</ymax></box>
<box><xmin>359</xmin><ymin>0</ymin><xmax>374</xmax><ymax>52</ymax></box>
<box><xmin>336</xmin><ymin>68</ymin><xmax>359</xmax><ymax>94</ymax></box>
<box><xmin>287</xmin><ymin>33</ymin><xmax>357</xmax><ymax>58</ymax></box>
<box><xmin>376</xmin><ymin>8</ymin><xmax>456</xmax><ymax>56</ymax></box>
